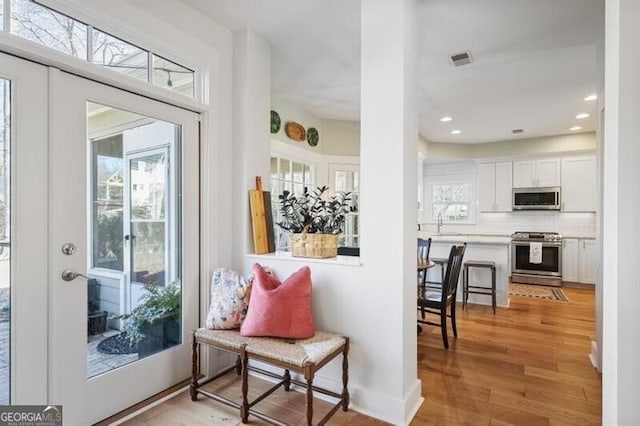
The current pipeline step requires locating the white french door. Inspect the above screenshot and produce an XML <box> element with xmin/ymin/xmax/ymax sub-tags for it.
<box><xmin>50</xmin><ymin>70</ymin><xmax>199</xmax><ymax>425</ymax></box>
<box><xmin>0</xmin><ymin>52</ymin><xmax>49</xmax><ymax>406</ymax></box>
<box><xmin>0</xmin><ymin>52</ymin><xmax>200</xmax><ymax>424</ymax></box>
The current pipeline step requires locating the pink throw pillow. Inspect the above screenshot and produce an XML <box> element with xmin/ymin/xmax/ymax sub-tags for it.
<box><xmin>240</xmin><ymin>263</ymin><xmax>316</xmax><ymax>339</ymax></box>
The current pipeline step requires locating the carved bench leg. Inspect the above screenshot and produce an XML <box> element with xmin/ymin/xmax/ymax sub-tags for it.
<box><xmin>190</xmin><ymin>334</ymin><xmax>198</xmax><ymax>401</ymax></box>
<box><xmin>235</xmin><ymin>354</ymin><xmax>242</xmax><ymax>376</ymax></box>
<box><xmin>304</xmin><ymin>362</ymin><xmax>314</xmax><ymax>426</ymax></box>
<box><xmin>240</xmin><ymin>344</ymin><xmax>249</xmax><ymax>424</ymax></box>
<box><xmin>283</xmin><ymin>369</ymin><xmax>291</xmax><ymax>391</ymax></box>
<box><xmin>342</xmin><ymin>338</ymin><xmax>350</xmax><ymax>411</ymax></box>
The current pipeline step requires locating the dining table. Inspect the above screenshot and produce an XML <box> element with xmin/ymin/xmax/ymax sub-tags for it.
<box><xmin>417</xmin><ymin>259</ymin><xmax>436</xmax><ymax>286</ymax></box>
<box><xmin>417</xmin><ymin>259</ymin><xmax>436</xmax><ymax>334</ymax></box>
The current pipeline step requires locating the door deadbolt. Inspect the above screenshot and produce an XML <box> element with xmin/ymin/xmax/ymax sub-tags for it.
<box><xmin>61</xmin><ymin>243</ymin><xmax>77</xmax><ymax>255</ymax></box>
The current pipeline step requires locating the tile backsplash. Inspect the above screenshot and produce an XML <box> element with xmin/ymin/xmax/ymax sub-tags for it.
<box><xmin>419</xmin><ymin>211</ymin><xmax>596</xmax><ymax>238</ymax></box>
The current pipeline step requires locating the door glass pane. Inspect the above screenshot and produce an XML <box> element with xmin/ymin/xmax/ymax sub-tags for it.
<box><xmin>0</xmin><ymin>79</ymin><xmax>10</xmax><ymax>404</ymax></box>
<box><xmin>10</xmin><ymin>0</ymin><xmax>88</xmax><ymax>59</ymax></box>
<box><xmin>130</xmin><ymin>152</ymin><xmax>166</xmax><ymax>286</ymax></box>
<box><xmin>92</xmin><ymin>135</ymin><xmax>124</xmax><ymax>271</ymax></box>
<box><xmin>87</xmin><ymin>103</ymin><xmax>181</xmax><ymax>378</ymax></box>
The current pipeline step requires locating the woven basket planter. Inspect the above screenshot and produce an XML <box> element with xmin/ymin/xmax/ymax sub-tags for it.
<box><xmin>291</xmin><ymin>233</ymin><xmax>338</xmax><ymax>259</ymax></box>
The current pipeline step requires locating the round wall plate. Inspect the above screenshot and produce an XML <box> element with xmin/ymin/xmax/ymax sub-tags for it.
<box><xmin>307</xmin><ymin>127</ymin><xmax>319</xmax><ymax>147</ymax></box>
<box><xmin>270</xmin><ymin>110</ymin><xmax>281</xmax><ymax>133</ymax></box>
<box><xmin>285</xmin><ymin>122</ymin><xmax>306</xmax><ymax>141</ymax></box>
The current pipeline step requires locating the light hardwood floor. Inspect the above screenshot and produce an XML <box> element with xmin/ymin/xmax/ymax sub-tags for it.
<box><xmin>414</xmin><ymin>286</ymin><xmax>601</xmax><ymax>425</ymax></box>
<box><xmin>117</xmin><ymin>287</ymin><xmax>600</xmax><ymax>425</ymax></box>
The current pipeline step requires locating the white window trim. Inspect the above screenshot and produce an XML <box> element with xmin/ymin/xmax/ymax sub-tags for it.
<box><xmin>424</xmin><ymin>173</ymin><xmax>477</xmax><ymax>224</ymax></box>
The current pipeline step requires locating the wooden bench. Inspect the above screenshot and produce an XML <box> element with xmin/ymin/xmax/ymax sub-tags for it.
<box><xmin>190</xmin><ymin>328</ymin><xmax>350</xmax><ymax>426</ymax></box>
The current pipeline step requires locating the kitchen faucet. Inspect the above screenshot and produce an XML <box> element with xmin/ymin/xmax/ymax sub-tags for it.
<box><xmin>437</xmin><ymin>212</ymin><xmax>443</xmax><ymax>234</ymax></box>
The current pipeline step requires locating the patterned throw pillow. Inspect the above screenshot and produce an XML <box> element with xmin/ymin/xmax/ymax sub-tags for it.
<box><xmin>240</xmin><ymin>263</ymin><xmax>316</xmax><ymax>339</ymax></box>
<box><xmin>206</xmin><ymin>268</ymin><xmax>251</xmax><ymax>330</ymax></box>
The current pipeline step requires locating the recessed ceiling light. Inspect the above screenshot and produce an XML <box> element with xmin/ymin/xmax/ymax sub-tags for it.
<box><xmin>451</xmin><ymin>129</ymin><xmax>462</xmax><ymax>135</ymax></box>
<box><xmin>584</xmin><ymin>94</ymin><xmax>597</xmax><ymax>101</ymax></box>
<box><xmin>569</xmin><ymin>126</ymin><xmax>582</xmax><ymax>131</ymax></box>
<box><xmin>575</xmin><ymin>113</ymin><xmax>590</xmax><ymax>119</ymax></box>
<box><xmin>440</xmin><ymin>116</ymin><xmax>452</xmax><ymax>122</ymax></box>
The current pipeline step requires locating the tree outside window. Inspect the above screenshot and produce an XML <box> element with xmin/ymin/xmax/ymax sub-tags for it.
<box><xmin>432</xmin><ymin>183</ymin><xmax>469</xmax><ymax>222</ymax></box>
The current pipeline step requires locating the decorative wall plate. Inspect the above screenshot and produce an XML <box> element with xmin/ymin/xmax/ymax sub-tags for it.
<box><xmin>285</xmin><ymin>122</ymin><xmax>306</xmax><ymax>141</ymax></box>
<box><xmin>270</xmin><ymin>110</ymin><xmax>281</xmax><ymax>133</ymax></box>
<box><xmin>307</xmin><ymin>127</ymin><xmax>319</xmax><ymax>147</ymax></box>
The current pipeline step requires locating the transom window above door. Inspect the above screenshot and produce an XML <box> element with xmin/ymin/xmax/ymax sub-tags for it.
<box><xmin>4</xmin><ymin>0</ymin><xmax>196</xmax><ymax>97</ymax></box>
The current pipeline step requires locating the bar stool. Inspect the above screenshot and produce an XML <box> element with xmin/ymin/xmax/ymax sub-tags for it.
<box><xmin>462</xmin><ymin>260</ymin><xmax>496</xmax><ymax>313</ymax></box>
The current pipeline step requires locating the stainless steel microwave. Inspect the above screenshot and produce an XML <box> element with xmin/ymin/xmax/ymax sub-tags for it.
<box><xmin>512</xmin><ymin>187</ymin><xmax>561</xmax><ymax>210</ymax></box>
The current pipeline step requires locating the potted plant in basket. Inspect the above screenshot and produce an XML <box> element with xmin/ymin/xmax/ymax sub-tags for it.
<box><xmin>277</xmin><ymin>186</ymin><xmax>355</xmax><ymax>258</ymax></box>
<box><xmin>115</xmin><ymin>279</ymin><xmax>181</xmax><ymax>358</ymax></box>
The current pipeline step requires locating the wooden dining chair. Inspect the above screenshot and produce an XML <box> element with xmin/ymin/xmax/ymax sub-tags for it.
<box><xmin>417</xmin><ymin>237</ymin><xmax>431</xmax><ymax>285</ymax></box>
<box><xmin>417</xmin><ymin>244</ymin><xmax>466</xmax><ymax>349</ymax></box>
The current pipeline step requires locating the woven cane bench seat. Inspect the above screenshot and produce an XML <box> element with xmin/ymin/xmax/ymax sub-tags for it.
<box><xmin>190</xmin><ymin>328</ymin><xmax>350</xmax><ymax>425</ymax></box>
<box><xmin>194</xmin><ymin>329</ymin><xmax>346</xmax><ymax>368</ymax></box>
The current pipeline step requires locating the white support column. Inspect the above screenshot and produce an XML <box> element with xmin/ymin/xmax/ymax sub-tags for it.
<box><xmin>361</xmin><ymin>0</ymin><xmax>421</xmax><ymax>424</ymax></box>
<box><xmin>603</xmin><ymin>0</ymin><xmax>640</xmax><ymax>423</ymax></box>
<box><xmin>231</xmin><ymin>29</ymin><xmax>271</xmax><ymax>268</ymax></box>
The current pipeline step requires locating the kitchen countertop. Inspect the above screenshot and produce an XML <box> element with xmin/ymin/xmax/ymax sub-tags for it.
<box><xmin>418</xmin><ymin>233</ymin><xmax>512</xmax><ymax>245</ymax></box>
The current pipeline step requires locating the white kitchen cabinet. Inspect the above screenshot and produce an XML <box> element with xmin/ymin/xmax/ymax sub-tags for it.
<box><xmin>562</xmin><ymin>238</ymin><xmax>596</xmax><ymax>284</ymax></box>
<box><xmin>579</xmin><ymin>239</ymin><xmax>597</xmax><ymax>284</ymax></box>
<box><xmin>478</xmin><ymin>162</ymin><xmax>512</xmax><ymax>212</ymax></box>
<box><xmin>561</xmin><ymin>157</ymin><xmax>597</xmax><ymax>212</ymax></box>
<box><xmin>562</xmin><ymin>238</ymin><xmax>579</xmax><ymax>283</ymax></box>
<box><xmin>513</xmin><ymin>159</ymin><xmax>560</xmax><ymax>188</ymax></box>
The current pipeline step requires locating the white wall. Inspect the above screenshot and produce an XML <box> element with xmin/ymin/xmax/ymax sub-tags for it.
<box><xmin>272</xmin><ymin>95</ymin><xmax>361</xmax><ymax>156</ymax></box>
<box><xmin>232</xmin><ymin>29</ymin><xmax>272</xmax><ymax>267</ymax></box>
<box><xmin>422</xmin><ymin>132</ymin><xmax>596</xmax><ymax>160</ymax></box>
<box><xmin>271</xmin><ymin>96</ymin><xmax>323</xmax><ymax>154</ymax></box>
<box><xmin>246</xmin><ymin>2</ymin><xmax>421</xmax><ymax>424</ymax></box>
<box><xmin>238</xmin><ymin>0</ymin><xmax>421</xmax><ymax>424</ymax></box>
<box><xmin>321</xmin><ymin>119</ymin><xmax>360</xmax><ymax>156</ymax></box>
<box><xmin>603</xmin><ymin>0</ymin><xmax>640</xmax><ymax>423</ymax></box>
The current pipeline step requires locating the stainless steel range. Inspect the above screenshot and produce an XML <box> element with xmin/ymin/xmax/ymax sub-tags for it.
<box><xmin>511</xmin><ymin>231</ymin><xmax>563</xmax><ymax>286</ymax></box>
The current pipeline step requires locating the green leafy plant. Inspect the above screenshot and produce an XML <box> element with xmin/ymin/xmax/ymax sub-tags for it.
<box><xmin>114</xmin><ymin>280</ymin><xmax>181</xmax><ymax>344</ymax></box>
<box><xmin>277</xmin><ymin>186</ymin><xmax>356</xmax><ymax>234</ymax></box>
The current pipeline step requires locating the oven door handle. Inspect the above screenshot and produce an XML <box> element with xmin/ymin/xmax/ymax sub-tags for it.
<box><xmin>512</xmin><ymin>241</ymin><xmax>562</xmax><ymax>247</ymax></box>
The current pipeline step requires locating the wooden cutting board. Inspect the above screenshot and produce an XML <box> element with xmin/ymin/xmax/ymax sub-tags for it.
<box><xmin>249</xmin><ymin>176</ymin><xmax>275</xmax><ymax>254</ymax></box>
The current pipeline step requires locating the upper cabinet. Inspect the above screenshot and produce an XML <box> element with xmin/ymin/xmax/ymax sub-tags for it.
<box><xmin>513</xmin><ymin>159</ymin><xmax>561</xmax><ymax>188</ymax></box>
<box><xmin>561</xmin><ymin>157</ymin><xmax>596</xmax><ymax>212</ymax></box>
<box><xmin>478</xmin><ymin>162</ymin><xmax>512</xmax><ymax>212</ymax></box>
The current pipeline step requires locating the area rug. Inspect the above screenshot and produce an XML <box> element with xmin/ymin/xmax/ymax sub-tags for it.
<box><xmin>97</xmin><ymin>333</ymin><xmax>138</xmax><ymax>355</ymax></box>
<box><xmin>509</xmin><ymin>283</ymin><xmax>568</xmax><ymax>302</ymax></box>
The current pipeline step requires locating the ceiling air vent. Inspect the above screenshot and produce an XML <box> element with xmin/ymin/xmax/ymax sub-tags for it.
<box><xmin>512</xmin><ymin>129</ymin><xmax>524</xmax><ymax>134</ymax></box>
<box><xmin>450</xmin><ymin>51</ymin><xmax>472</xmax><ymax>67</ymax></box>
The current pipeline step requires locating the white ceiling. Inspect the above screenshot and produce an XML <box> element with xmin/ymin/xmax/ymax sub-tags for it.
<box><xmin>182</xmin><ymin>0</ymin><xmax>604</xmax><ymax>144</ymax></box>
